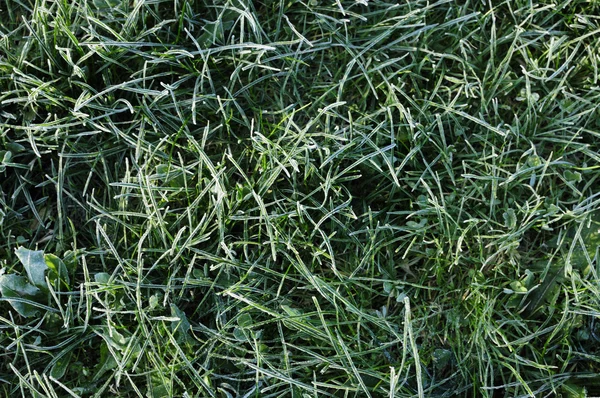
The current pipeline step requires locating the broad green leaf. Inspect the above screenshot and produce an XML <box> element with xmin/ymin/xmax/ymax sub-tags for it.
<box><xmin>15</xmin><ymin>247</ymin><xmax>49</xmax><ymax>291</ymax></box>
<box><xmin>150</xmin><ymin>384</ymin><xmax>170</xmax><ymax>398</ymax></box>
<box><xmin>94</xmin><ymin>342</ymin><xmax>118</xmax><ymax>381</ymax></box>
<box><xmin>521</xmin><ymin>269</ymin><xmax>536</xmax><ymax>288</ymax></box>
<box><xmin>564</xmin><ymin>170</ymin><xmax>582</xmax><ymax>182</ymax></box>
<box><xmin>94</xmin><ymin>272</ymin><xmax>110</xmax><ymax>284</ymax></box>
<box><xmin>527</xmin><ymin>155</ymin><xmax>541</xmax><ymax>167</ymax></box>
<box><xmin>395</xmin><ymin>292</ymin><xmax>407</xmax><ymax>302</ymax></box>
<box><xmin>45</xmin><ymin>253</ymin><xmax>70</xmax><ymax>289</ymax></box>
<box><xmin>383</xmin><ymin>281</ymin><xmax>394</xmax><ymax>294</ymax></box>
<box><xmin>50</xmin><ymin>352</ymin><xmax>72</xmax><ymax>380</ymax></box>
<box><xmin>237</xmin><ymin>313</ymin><xmax>253</xmax><ymax>329</ymax></box>
<box><xmin>233</xmin><ymin>327</ymin><xmax>247</xmax><ymax>342</ymax></box>
<box><xmin>6</xmin><ymin>142</ymin><xmax>26</xmax><ymax>153</ymax></box>
<box><xmin>149</xmin><ymin>370</ymin><xmax>173</xmax><ymax>398</ymax></box>
<box><xmin>0</xmin><ymin>274</ymin><xmax>42</xmax><ymax>317</ymax></box>
<box><xmin>107</xmin><ymin>327</ymin><xmax>128</xmax><ymax>349</ymax></box>
<box><xmin>61</xmin><ymin>250</ymin><xmax>78</xmax><ymax>277</ymax></box>
<box><xmin>170</xmin><ymin>304</ymin><xmax>191</xmax><ymax>343</ymax></box>
<box><xmin>0</xmin><ymin>150</ymin><xmax>11</xmax><ymax>163</ymax></box>
<box><xmin>406</xmin><ymin>219</ymin><xmax>427</xmax><ymax>229</ymax></box>
<box><xmin>432</xmin><ymin>349</ymin><xmax>452</xmax><ymax>370</ymax></box>
<box><xmin>155</xmin><ymin>164</ymin><xmax>169</xmax><ymax>175</ymax></box>
<box><xmin>522</xmin><ymin>263</ymin><xmax>564</xmax><ymax>317</ymax></box>
<box><xmin>149</xmin><ymin>294</ymin><xmax>159</xmax><ymax>310</ymax></box>
<box><xmin>509</xmin><ymin>280</ymin><xmax>528</xmax><ymax>293</ymax></box>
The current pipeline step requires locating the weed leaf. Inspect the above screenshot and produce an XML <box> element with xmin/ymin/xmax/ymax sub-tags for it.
<box><xmin>15</xmin><ymin>247</ymin><xmax>49</xmax><ymax>292</ymax></box>
<box><xmin>0</xmin><ymin>274</ymin><xmax>41</xmax><ymax>317</ymax></box>
<box><xmin>522</xmin><ymin>263</ymin><xmax>565</xmax><ymax>317</ymax></box>
<box><xmin>44</xmin><ymin>253</ymin><xmax>70</xmax><ymax>289</ymax></box>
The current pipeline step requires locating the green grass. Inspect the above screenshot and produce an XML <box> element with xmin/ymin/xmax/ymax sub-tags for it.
<box><xmin>1</xmin><ymin>0</ymin><xmax>600</xmax><ymax>396</ymax></box>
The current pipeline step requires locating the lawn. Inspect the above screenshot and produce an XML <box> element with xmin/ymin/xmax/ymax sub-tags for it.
<box><xmin>1</xmin><ymin>0</ymin><xmax>600</xmax><ymax>396</ymax></box>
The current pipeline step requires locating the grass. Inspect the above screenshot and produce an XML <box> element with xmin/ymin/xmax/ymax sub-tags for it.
<box><xmin>1</xmin><ymin>0</ymin><xmax>600</xmax><ymax>396</ymax></box>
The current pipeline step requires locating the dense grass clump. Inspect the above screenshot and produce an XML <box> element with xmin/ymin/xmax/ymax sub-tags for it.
<box><xmin>1</xmin><ymin>0</ymin><xmax>600</xmax><ymax>396</ymax></box>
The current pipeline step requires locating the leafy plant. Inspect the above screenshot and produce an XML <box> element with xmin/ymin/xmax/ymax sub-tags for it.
<box><xmin>0</xmin><ymin>247</ymin><xmax>75</xmax><ymax>317</ymax></box>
